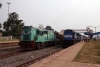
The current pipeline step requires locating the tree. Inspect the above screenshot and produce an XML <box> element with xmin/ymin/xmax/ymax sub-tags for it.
<box><xmin>38</xmin><ymin>24</ymin><xmax>43</xmax><ymax>29</ymax></box>
<box><xmin>0</xmin><ymin>23</ymin><xmax>2</xmax><ymax>30</ymax></box>
<box><xmin>0</xmin><ymin>3</ymin><xmax>2</xmax><ymax>8</ymax></box>
<box><xmin>3</xmin><ymin>12</ymin><xmax>24</xmax><ymax>36</ymax></box>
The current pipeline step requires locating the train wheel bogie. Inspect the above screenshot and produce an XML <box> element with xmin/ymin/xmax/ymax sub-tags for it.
<box><xmin>19</xmin><ymin>41</ymin><xmax>35</xmax><ymax>50</ymax></box>
<box><xmin>36</xmin><ymin>43</ymin><xmax>42</xmax><ymax>49</ymax></box>
<box><xmin>42</xmin><ymin>43</ymin><xmax>46</xmax><ymax>48</ymax></box>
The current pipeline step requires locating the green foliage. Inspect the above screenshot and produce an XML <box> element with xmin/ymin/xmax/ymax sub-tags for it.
<box><xmin>0</xmin><ymin>23</ymin><xmax>2</xmax><ymax>29</ymax></box>
<box><xmin>73</xmin><ymin>40</ymin><xmax>100</xmax><ymax>64</ymax></box>
<box><xmin>3</xmin><ymin>12</ymin><xmax>24</xmax><ymax>36</ymax></box>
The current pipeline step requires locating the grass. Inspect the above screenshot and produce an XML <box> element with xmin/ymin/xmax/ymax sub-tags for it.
<box><xmin>73</xmin><ymin>39</ymin><xmax>100</xmax><ymax>64</ymax></box>
<box><xmin>0</xmin><ymin>39</ymin><xmax>19</xmax><ymax>42</ymax></box>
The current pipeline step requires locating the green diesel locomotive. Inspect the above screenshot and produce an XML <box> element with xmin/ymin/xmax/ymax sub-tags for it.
<box><xmin>19</xmin><ymin>26</ymin><xmax>60</xmax><ymax>50</ymax></box>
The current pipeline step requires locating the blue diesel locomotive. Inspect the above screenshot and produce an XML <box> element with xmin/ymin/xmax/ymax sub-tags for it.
<box><xmin>62</xmin><ymin>29</ymin><xmax>83</xmax><ymax>48</ymax></box>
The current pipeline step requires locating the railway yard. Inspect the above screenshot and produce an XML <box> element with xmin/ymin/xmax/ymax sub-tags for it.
<box><xmin>0</xmin><ymin>42</ymin><xmax>62</xmax><ymax>67</ymax></box>
<box><xmin>1</xmin><ymin>0</ymin><xmax>100</xmax><ymax>67</ymax></box>
<box><xmin>0</xmin><ymin>40</ymin><xmax>100</xmax><ymax>67</ymax></box>
<box><xmin>0</xmin><ymin>28</ymin><xmax>100</xmax><ymax>67</ymax></box>
<box><xmin>0</xmin><ymin>27</ymin><xmax>92</xmax><ymax>67</ymax></box>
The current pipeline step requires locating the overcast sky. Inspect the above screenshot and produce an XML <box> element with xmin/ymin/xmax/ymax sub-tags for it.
<box><xmin>0</xmin><ymin>0</ymin><xmax>100</xmax><ymax>32</ymax></box>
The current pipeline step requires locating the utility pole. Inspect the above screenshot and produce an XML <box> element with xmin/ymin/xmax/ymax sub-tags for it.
<box><xmin>7</xmin><ymin>2</ymin><xmax>11</xmax><ymax>17</ymax></box>
<box><xmin>0</xmin><ymin>3</ymin><xmax>2</xmax><ymax>8</ymax></box>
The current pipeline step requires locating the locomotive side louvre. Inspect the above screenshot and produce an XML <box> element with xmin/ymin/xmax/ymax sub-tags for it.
<box><xmin>36</xmin><ymin>30</ymin><xmax>56</xmax><ymax>48</ymax></box>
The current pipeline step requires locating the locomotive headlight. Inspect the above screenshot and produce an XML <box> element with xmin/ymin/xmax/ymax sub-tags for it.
<box><xmin>64</xmin><ymin>35</ymin><xmax>72</xmax><ymax>38</ymax></box>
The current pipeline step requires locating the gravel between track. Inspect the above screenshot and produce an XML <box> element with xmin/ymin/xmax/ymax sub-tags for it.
<box><xmin>0</xmin><ymin>46</ymin><xmax>19</xmax><ymax>50</ymax></box>
<box><xmin>0</xmin><ymin>46</ymin><xmax>62</xmax><ymax>67</ymax></box>
<box><xmin>0</xmin><ymin>46</ymin><xmax>20</xmax><ymax>55</ymax></box>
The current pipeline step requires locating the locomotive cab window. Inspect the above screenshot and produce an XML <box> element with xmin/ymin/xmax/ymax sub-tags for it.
<box><xmin>23</xmin><ymin>26</ymin><xmax>29</xmax><ymax>29</ymax></box>
<box><xmin>44</xmin><ymin>31</ymin><xmax>48</xmax><ymax>34</ymax></box>
<box><xmin>40</xmin><ymin>31</ymin><xmax>43</xmax><ymax>35</ymax></box>
<box><xmin>37</xmin><ymin>30</ymin><xmax>40</xmax><ymax>35</ymax></box>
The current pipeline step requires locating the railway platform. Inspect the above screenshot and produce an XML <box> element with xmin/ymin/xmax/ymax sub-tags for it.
<box><xmin>0</xmin><ymin>40</ymin><xmax>19</xmax><ymax>43</ymax></box>
<box><xmin>29</xmin><ymin>41</ymin><xmax>99</xmax><ymax>67</ymax></box>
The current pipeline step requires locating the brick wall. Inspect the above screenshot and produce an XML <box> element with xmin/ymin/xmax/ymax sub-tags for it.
<box><xmin>0</xmin><ymin>36</ymin><xmax>12</xmax><ymax>40</ymax></box>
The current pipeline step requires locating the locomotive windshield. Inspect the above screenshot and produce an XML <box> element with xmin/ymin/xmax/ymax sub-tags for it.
<box><xmin>22</xmin><ymin>26</ymin><xmax>34</xmax><ymax>35</ymax></box>
<box><xmin>23</xmin><ymin>26</ymin><xmax>30</xmax><ymax>29</ymax></box>
<box><xmin>65</xmin><ymin>29</ymin><xmax>73</xmax><ymax>32</ymax></box>
<box><xmin>23</xmin><ymin>26</ymin><xmax>33</xmax><ymax>29</ymax></box>
<box><xmin>64</xmin><ymin>29</ymin><xmax>75</xmax><ymax>34</ymax></box>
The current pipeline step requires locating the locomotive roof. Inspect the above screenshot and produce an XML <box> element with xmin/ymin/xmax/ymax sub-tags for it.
<box><xmin>64</xmin><ymin>29</ymin><xmax>75</xmax><ymax>32</ymax></box>
<box><xmin>38</xmin><ymin>28</ymin><xmax>54</xmax><ymax>32</ymax></box>
<box><xmin>23</xmin><ymin>26</ymin><xmax>54</xmax><ymax>32</ymax></box>
<box><xmin>60</xmin><ymin>29</ymin><xmax>84</xmax><ymax>35</ymax></box>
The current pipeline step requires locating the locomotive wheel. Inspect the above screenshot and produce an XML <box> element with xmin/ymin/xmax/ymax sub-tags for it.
<box><xmin>46</xmin><ymin>42</ymin><xmax>49</xmax><ymax>47</ymax></box>
<box><xmin>37</xmin><ymin>43</ymin><xmax>42</xmax><ymax>49</ymax></box>
<box><xmin>73</xmin><ymin>41</ymin><xmax>75</xmax><ymax>44</ymax></box>
<box><xmin>42</xmin><ymin>43</ymin><xmax>46</xmax><ymax>48</ymax></box>
<box><xmin>54</xmin><ymin>41</ymin><xmax>57</xmax><ymax>46</ymax></box>
<box><xmin>49</xmin><ymin>42</ymin><xmax>52</xmax><ymax>46</ymax></box>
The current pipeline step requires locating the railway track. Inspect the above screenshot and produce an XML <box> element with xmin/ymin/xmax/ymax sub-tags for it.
<box><xmin>0</xmin><ymin>50</ymin><xmax>22</xmax><ymax>59</ymax></box>
<box><xmin>0</xmin><ymin>46</ymin><xmax>62</xmax><ymax>67</ymax></box>
<box><xmin>0</xmin><ymin>41</ymin><xmax>19</xmax><ymax>48</ymax></box>
<box><xmin>0</xmin><ymin>46</ymin><xmax>21</xmax><ymax>59</ymax></box>
<box><xmin>0</xmin><ymin>45</ymin><xmax>19</xmax><ymax>50</ymax></box>
<box><xmin>16</xmin><ymin>49</ymin><xmax>61</xmax><ymax>67</ymax></box>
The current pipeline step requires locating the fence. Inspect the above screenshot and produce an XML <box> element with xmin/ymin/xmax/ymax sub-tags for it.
<box><xmin>0</xmin><ymin>36</ymin><xmax>12</xmax><ymax>40</ymax></box>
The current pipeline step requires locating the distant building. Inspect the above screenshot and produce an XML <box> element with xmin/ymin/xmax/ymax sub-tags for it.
<box><xmin>59</xmin><ymin>29</ymin><xmax>88</xmax><ymax>34</ymax></box>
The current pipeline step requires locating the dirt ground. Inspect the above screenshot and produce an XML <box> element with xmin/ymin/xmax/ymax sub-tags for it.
<box><xmin>29</xmin><ymin>41</ymin><xmax>100</xmax><ymax>67</ymax></box>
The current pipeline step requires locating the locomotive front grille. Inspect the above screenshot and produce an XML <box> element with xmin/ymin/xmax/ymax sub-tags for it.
<box><xmin>23</xmin><ymin>35</ymin><xmax>30</xmax><ymax>40</ymax></box>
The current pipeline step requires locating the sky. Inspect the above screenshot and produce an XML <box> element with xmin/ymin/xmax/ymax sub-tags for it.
<box><xmin>0</xmin><ymin>0</ymin><xmax>100</xmax><ymax>32</ymax></box>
